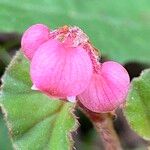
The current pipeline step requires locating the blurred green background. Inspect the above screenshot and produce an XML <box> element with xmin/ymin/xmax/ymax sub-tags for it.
<box><xmin>0</xmin><ymin>0</ymin><xmax>149</xmax><ymax>149</ymax></box>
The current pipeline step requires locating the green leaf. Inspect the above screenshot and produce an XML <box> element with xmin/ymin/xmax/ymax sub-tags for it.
<box><xmin>124</xmin><ymin>69</ymin><xmax>150</xmax><ymax>140</ymax></box>
<box><xmin>0</xmin><ymin>0</ymin><xmax>150</xmax><ymax>63</ymax></box>
<box><xmin>0</xmin><ymin>51</ymin><xmax>78</xmax><ymax>150</ymax></box>
<box><xmin>0</xmin><ymin>112</ymin><xmax>13</xmax><ymax>150</ymax></box>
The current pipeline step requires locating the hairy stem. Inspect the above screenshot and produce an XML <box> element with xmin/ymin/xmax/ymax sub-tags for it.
<box><xmin>79</xmin><ymin>103</ymin><xmax>122</xmax><ymax>150</ymax></box>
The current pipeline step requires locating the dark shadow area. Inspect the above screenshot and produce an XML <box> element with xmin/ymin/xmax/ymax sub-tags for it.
<box><xmin>124</xmin><ymin>62</ymin><xmax>150</xmax><ymax>80</ymax></box>
<box><xmin>0</xmin><ymin>32</ymin><xmax>21</xmax><ymax>48</ymax></box>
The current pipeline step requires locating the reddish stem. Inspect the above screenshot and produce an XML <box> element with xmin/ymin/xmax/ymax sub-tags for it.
<box><xmin>79</xmin><ymin>103</ymin><xmax>122</xmax><ymax>150</ymax></box>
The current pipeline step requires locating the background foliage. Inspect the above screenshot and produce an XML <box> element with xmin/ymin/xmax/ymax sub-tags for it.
<box><xmin>0</xmin><ymin>0</ymin><xmax>150</xmax><ymax>63</ymax></box>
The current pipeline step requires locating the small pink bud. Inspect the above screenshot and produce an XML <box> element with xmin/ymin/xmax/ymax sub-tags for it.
<box><xmin>67</xmin><ymin>96</ymin><xmax>76</xmax><ymax>103</ymax></box>
<box><xmin>21</xmin><ymin>24</ymin><xmax>50</xmax><ymax>60</ymax></box>
<box><xmin>78</xmin><ymin>61</ymin><xmax>130</xmax><ymax>113</ymax></box>
<box><xmin>30</xmin><ymin>39</ymin><xmax>93</xmax><ymax>98</ymax></box>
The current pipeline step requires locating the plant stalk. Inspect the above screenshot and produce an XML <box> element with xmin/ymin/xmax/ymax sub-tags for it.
<box><xmin>79</xmin><ymin>103</ymin><xmax>122</xmax><ymax>150</ymax></box>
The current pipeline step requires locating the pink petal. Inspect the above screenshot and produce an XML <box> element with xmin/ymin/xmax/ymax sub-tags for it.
<box><xmin>21</xmin><ymin>24</ymin><xmax>50</xmax><ymax>60</ymax></box>
<box><xmin>30</xmin><ymin>39</ymin><xmax>93</xmax><ymax>98</ymax></box>
<box><xmin>78</xmin><ymin>61</ymin><xmax>130</xmax><ymax>113</ymax></box>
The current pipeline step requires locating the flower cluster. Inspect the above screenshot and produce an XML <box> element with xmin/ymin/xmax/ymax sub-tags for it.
<box><xmin>21</xmin><ymin>24</ymin><xmax>130</xmax><ymax>113</ymax></box>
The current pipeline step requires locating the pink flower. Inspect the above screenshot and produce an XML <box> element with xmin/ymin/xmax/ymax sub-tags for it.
<box><xmin>21</xmin><ymin>24</ymin><xmax>50</xmax><ymax>60</ymax></box>
<box><xmin>78</xmin><ymin>61</ymin><xmax>130</xmax><ymax>113</ymax></box>
<box><xmin>21</xmin><ymin>24</ymin><xmax>130</xmax><ymax>112</ymax></box>
<box><xmin>30</xmin><ymin>39</ymin><xmax>93</xmax><ymax>98</ymax></box>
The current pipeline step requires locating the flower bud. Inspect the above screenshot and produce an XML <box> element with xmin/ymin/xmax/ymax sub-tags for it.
<box><xmin>78</xmin><ymin>61</ymin><xmax>130</xmax><ymax>112</ymax></box>
<box><xmin>21</xmin><ymin>24</ymin><xmax>50</xmax><ymax>60</ymax></box>
<box><xmin>30</xmin><ymin>39</ymin><xmax>93</xmax><ymax>98</ymax></box>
